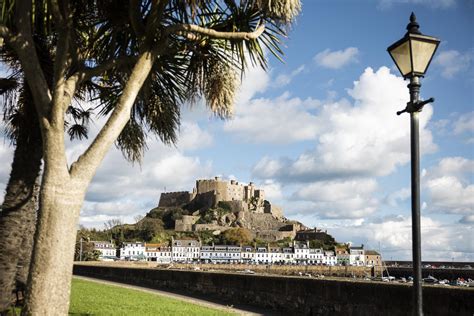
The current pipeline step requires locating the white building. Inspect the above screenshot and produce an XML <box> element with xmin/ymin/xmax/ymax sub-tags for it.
<box><xmin>294</xmin><ymin>242</ymin><xmax>310</xmax><ymax>262</ymax></box>
<box><xmin>92</xmin><ymin>241</ymin><xmax>116</xmax><ymax>259</ymax></box>
<box><xmin>200</xmin><ymin>245</ymin><xmax>241</xmax><ymax>263</ymax></box>
<box><xmin>240</xmin><ymin>246</ymin><xmax>255</xmax><ymax>262</ymax></box>
<box><xmin>349</xmin><ymin>245</ymin><xmax>365</xmax><ymax>266</ymax></box>
<box><xmin>145</xmin><ymin>244</ymin><xmax>172</xmax><ymax>263</ymax></box>
<box><xmin>172</xmin><ymin>239</ymin><xmax>200</xmax><ymax>262</ymax></box>
<box><xmin>324</xmin><ymin>251</ymin><xmax>337</xmax><ymax>266</ymax></box>
<box><xmin>281</xmin><ymin>247</ymin><xmax>294</xmax><ymax>264</ymax></box>
<box><xmin>120</xmin><ymin>242</ymin><xmax>145</xmax><ymax>260</ymax></box>
<box><xmin>308</xmin><ymin>248</ymin><xmax>324</xmax><ymax>264</ymax></box>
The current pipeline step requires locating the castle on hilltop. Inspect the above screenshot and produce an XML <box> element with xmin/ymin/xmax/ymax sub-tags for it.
<box><xmin>158</xmin><ymin>176</ymin><xmax>281</xmax><ymax>215</ymax></box>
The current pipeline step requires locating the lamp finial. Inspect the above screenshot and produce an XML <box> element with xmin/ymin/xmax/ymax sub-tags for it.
<box><xmin>406</xmin><ymin>12</ymin><xmax>421</xmax><ymax>35</ymax></box>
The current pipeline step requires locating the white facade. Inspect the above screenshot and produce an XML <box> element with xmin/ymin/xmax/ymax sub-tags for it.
<box><xmin>308</xmin><ymin>248</ymin><xmax>324</xmax><ymax>264</ymax></box>
<box><xmin>324</xmin><ymin>251</ymin><xmax>337</xmax><ymax>266</ymax></box>
<box><xmin>294</xmin><ymin>242</ymin><xmax>310</xmax><ymax>262</ymax></box>
<box><xmin>172</xmin><ymin>239</ymin><xmax>200</xmax><ymax>262</ymax></box>
<box><xmin>200</xmin><ymin>245</ymin><xmax>241</xmax><ymax>263</ymax></box>
<box><xmin>120</xmin><ymin>242</ymin><xmax>145</xmax><ymax>260</ymax></box>
<box><xmin>109</xmin><ymin>239</ymin><xmax>376</xmax><ymax>266</ymax></box>
<box><xmin>349</xmin><ymin>246</ymin><xmax>365</xmax><ymax>266</ymax></box>
<box><xmin>240</xmin><ymin>246</ymin><xmax>255</xmax><ymax>262</ymax></box>
<box><xmin>145</xmin><ymin>244</ymin><xmax>172</xmax><ymax>263</ymax></box>
<box><xmin>92</xmin><ymin>241</ymin><xmax>116</xmax><ymax>258</ymax></box>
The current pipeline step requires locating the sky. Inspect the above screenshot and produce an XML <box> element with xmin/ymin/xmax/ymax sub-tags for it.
<box><xmin>0</xmin><ymin>0</ymin><xmax>473</xmax><ymax>261</ymax></box>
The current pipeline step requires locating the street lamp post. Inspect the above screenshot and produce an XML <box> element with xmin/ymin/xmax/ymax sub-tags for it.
<box><xmin>387</xmin><ymin>13</ymin><xmax>440</xmax><ymax>316</ymax></box>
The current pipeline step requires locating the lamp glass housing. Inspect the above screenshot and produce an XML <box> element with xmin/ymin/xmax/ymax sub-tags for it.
<box><xmin>388</xmin><ymin>33</ymin><xmax>440</xmax><ymax>78</ymax></box>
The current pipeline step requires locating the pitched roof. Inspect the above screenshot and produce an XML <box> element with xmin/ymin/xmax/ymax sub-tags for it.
<box><xmin>365</xmin><ymin>250</ymin><xmax>380</xmax><ymax>256</ymax></box>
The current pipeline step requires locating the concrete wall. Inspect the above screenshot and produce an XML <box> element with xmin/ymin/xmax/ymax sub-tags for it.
<box><xmin>73</xmin><ymin>264</ymin><xmax>474</xmax><ymax>316</ymax></box>
<box><xmin>387</xmin><ymin>266</ymin><xmax>474</xmax><ymax>280</ymax></box>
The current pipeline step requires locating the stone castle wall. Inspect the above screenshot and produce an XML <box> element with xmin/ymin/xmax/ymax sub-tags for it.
<box><xmin>175</xmin><ymin>215</ymin><xmax>200</xmax><ymax>232</ymax></box>
<box><xmin>158</xmin><ymin>191</ymin><xmax>194</xmax><ymax>207</ymax></box>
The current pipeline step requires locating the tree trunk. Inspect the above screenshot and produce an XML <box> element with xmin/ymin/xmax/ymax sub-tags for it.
<box><xmin>21</xmin><ymin>178</ymin><xmax>86</xmax><ymax>316</ymax></box>
<box><xmin>0</xmin><ymin>88</ymin><xmax>42</xmax><ymax>312</ymax></box>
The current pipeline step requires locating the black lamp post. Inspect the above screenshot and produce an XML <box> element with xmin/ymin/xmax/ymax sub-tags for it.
<box><xmin>387</xmin><ymin>13</ymin><xmax>440</xmax><ymax>316</ymax></box>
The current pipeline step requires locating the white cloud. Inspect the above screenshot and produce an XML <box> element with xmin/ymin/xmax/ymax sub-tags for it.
<box><xmin>378</xmin><ymin>0</ymin><xmax>456</xmax><ymax>9</ymax></box>
<box><xmin>258</xmin><ymin>179</ymin><xmax>284</xmax><ymax>201</ymax></box>
<box><xmin>236</xmin><ymin>64</ymin><xmax>270</xmax><ymax>103</ymax></box>
<box><xmin>424</xmin><ymin>157</ymin><xmax>474</xmax><ymax>215</ymax></box>
<box><xmin>274</xmin><ymin>65</ymin><xmax>305</xmax><ymax>87</ymax></box>
<box><xmin>459</xmin><ymin>215</ymin><xmax>474</xmax><ymax>224</ymax></box>
<box><xmin>385</xmin><ymin>187</ymin><xmax>410</xmax><ymax>206</ymax></box>
<box><xmin>453</xmin><ymin>111</ymin><xmax>474</xmax><ymax>135</ymax></box>
<box><xmin>176</xmin><ymin>121</ymin><xmax>213</xmax><ymax>151</ymax></box>
<box><xmin>313</xmin><ymin>47</ymin><xmax>359</xmax><ymax>69</ymax></box>
<box><xmin>224</xmin><ymin>93</ymin><xmax>322</xmax><ymax>144</ymax></box>
<box><xmin>290</xmin><ymin>178</ymin><xmax>379</xmax><ymax>219</ymax></box>
<box><xmin>433</xmin><ymin>50</ymin><xmax>472</xmax><ymax>79</ymax></box>
<box><xmin>253</xmin><ymin>67</ymin><xmax>437</xmax><ymax>182</ymax></box>
<box><xmin>309</xmin><ymin>215</ymin><xmax>473</xmax><ymax>261</ymax></box>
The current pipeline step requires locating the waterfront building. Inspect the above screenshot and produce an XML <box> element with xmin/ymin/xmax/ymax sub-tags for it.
<box><xmin>336</xmin><ymin>246</ymin><xmax>350</xmax><ymax>265</ymax></box>
<box><xmin>324</xmin><ymin>251</ymin><xmax>337</xmax><ymax>266</ymax></box>
<box><xmin>241</xmin><ymin>246</ymin><xmax>255</xmax><ymax>262</ymax></box>
<box><xmin>365</xmin><ymin>250</ymin><xmax>382</xmax><ymax>267</ymax></box>
<box><xmin>308</xmin><ymin>248</ymin><xmax>324</xmax><ymax>264</ymax></box>
<box><xmin>200</xmin><ymin>245</ymin><xmax>241</xmax><ymax>263</ymax></box>
<box><xmin>294</xmin><ymin>241</ymin><xmax>310</xmax><ymax>262</ymax></box>
<box><xmin>172</xmin><ymin>239</ymin><xmax>200</xmax><ymax>262</ymax></box>
<box><xmin>145</xmin><ymin>243</ymin><xmax>172</xmax><ymax>263</ymax></box>
<box><xmin>92</xmin><ymin>241</ymin><xmax>116</xmax><ymax>259</ymax></box>
<box><xmin>349</xmin><ymin>245</ymin><xmax>365</xmax><ymax>266</ymax></box>
<box><xmin>120</xmin><ymin>242</ymin><xmax>145</xmax><ymax>260</ymax></box>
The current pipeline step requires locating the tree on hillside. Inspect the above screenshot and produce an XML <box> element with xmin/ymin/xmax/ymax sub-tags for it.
<box><xmin>0</xmin><ymin>1</ymin><xmax>300</xmax><ymax>314</ymax></box>
<box><xmin>221</xmin><ymin>228</ymin><xmax>253</xmax><ymax>245</ymax></box>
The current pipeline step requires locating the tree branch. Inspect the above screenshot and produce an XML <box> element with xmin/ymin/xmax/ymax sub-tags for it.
<box><xmin>165</xmin><ymin>23</ymin><xmax>265</xmax><ymax>41</ymax></box>
<box><xmin>70</xmin><ymin>50</ymin><xmax>157</xmax><ymax>181</ymax></box>
<box><xmin>48</xmin><ymin>0</ymin><xmax>65</xmax><ymax>25</ymax></box>
<box><xmin>11</xmin><ymin>0</ymin><xmax>52</xmax><ymax>121</ymax></box>
<box><xmin>129</xmin><ymin>0</ymin><xmax>145</xmax><ymax>38</ymax></box>
<box><xmin>62</xmin><ymin>56</ymin><xmax>137</xmax><ymax>112</ymax></box>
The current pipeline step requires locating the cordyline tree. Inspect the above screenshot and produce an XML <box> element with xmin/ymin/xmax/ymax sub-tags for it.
<box><xmin>0</xmin><ymin>0</ymin><xmax>300</xmax><ymax>314</ymax></box>
<box><xmin>0</xmin><ymin>6</ymin><xmax>93</xmax><ymax>312</ymax></box>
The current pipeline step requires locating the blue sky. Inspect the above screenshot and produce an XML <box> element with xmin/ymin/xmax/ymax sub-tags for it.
<box><xmin>0</xmin><ymin>0</ymin><xmax>472</xmax><ymax>261</ymax></box>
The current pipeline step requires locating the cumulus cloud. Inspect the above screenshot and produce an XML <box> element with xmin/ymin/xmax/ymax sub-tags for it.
<box><xmin>453</xmin><ymin>111</ymin><xmax>474</xmax><ymax>135</ymax></box>
<box><xmin>313</xmin><ymin>215</ymin><xmax>473</xmax><ymax>261</ymax></box>
<box><xmin>224</xmin><ymin>93</ymin><xmax>321</xmax><ymax>144</ymax></box>
<box><xmin>314</xmin><ymin>47</ymin><xmax>359</xmax><ymax>69</ymax></box>
<box><xmin>253</xmin><ymin>67</ymin><xmax>436</xmax><ymax>182</ymax></box>
<box><xmin>289</xmin><ymin>178</ymin><xmax>379</xmax><ymax>219</ymax></box>
<box><xmin>433</xmin><ymin>50</ymin><xmax>472</xmax><ymax>79</ymax></box>
<box><xmin>236</xmin><ymin>63</ymin><xmax>270</xmax><ymax>103</ymax></box>
<box><xmin>385</xmin><ymin>187</ymin><xmax>411</xmax><ymax>206</ymax></box>
<box><xmin>424</xmin><ymin>157</ymin><xmax>474</xmax><ymax>216</ymax></box>
<box><xmin>258</xmin><ymin>179</ymin><xmax>284</xmax><ymax>201</ymax></box>
<box><xmin>176</xmin><ymin>121</ymin><xmax>213</xmax><ymax>151</ymax></box>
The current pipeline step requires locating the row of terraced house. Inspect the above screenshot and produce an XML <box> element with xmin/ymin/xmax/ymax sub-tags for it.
<box><xmin>92</xmin><ymin>239</ymin><xmax>382</xmax><ymax>266</ymax></box>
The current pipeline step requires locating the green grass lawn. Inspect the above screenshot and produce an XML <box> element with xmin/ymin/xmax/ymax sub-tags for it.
<box><xmin>69</xmin><ymin>278</ymin><xmax>236</xmax><ymax>315</ymax></box>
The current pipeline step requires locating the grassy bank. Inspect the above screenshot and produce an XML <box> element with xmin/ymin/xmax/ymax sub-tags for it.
<box><xmin>69</xmin><ymin>278</ymin><xmax>235</xmax><ymax>315</ymax></box>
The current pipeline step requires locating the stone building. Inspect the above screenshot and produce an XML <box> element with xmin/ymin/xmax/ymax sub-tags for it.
<box><xmin>365</xmin><ymin>250</ymin><xmax>382</xmax><ymax>267</ymax></box>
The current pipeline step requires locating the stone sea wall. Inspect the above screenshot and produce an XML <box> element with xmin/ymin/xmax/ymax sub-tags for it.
<box><xmin>73</xmin><ymin>264</ymin><xmax>474</xmax><ymax>316</ymax></box>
